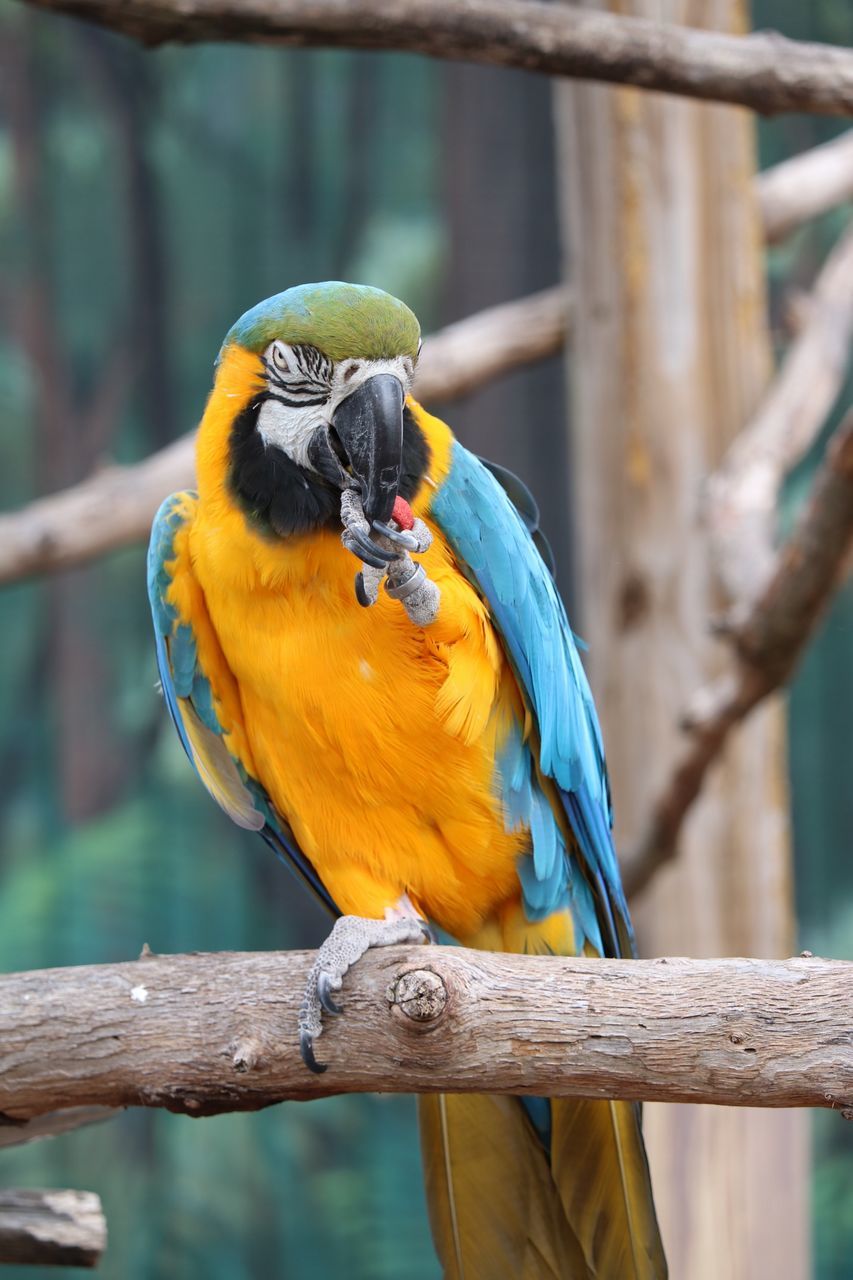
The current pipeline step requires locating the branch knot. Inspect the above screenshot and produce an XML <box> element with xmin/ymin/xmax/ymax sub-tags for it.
<box><xmin>389</xmin><ymin>968</ymin><xmax>448</xmax><ymax>1025</ymax></box>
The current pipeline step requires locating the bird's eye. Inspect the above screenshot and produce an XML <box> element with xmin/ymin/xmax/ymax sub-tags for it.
<box><xmin>271</xmin><ymin>342</ymin><xmax>292</xmax><ymax>373</ymax></box>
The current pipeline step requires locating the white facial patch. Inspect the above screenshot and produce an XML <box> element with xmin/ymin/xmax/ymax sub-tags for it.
<box><xmin>256</xmin><ymin>397</ymin><xmax>324</xmax><ymax>469</ymax></box>
<box><xmin>329</xmin><ymin>355</ymin><xmax>414</xmax><ymax>409</ymax></box>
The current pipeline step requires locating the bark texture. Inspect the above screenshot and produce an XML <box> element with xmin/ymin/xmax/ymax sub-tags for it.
<box><xmin>0</xmin><ymin>949</ymin><xmax>849</xmax><ymax>1118</ymax></box>
<box><xmin>20</xmin><ymin>0</ymin><xmax>853</xmax><ymax>117</ymax></box>
<box><xmin>554</xmin><ymin>1</ymin><xmax>808</xmax><ymax>1275</ymax></box>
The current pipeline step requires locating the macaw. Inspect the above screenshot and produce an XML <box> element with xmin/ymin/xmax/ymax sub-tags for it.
<box><xmin>148</xmin><ymin>281</ymin><xmax>666</xmax><ymax>1279</ymax></box>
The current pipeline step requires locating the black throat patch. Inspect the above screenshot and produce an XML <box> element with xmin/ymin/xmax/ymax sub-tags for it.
<box><xmin>227</xmin><ymin>398</ymin><xmax>431</xmax><ymax>541</ymax></box>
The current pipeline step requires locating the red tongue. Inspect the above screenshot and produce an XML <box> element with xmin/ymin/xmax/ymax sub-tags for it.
<box><xmin>392</xmin><ymin>496</ymin><xmax>415</xmax><ymax>530</ymax></box>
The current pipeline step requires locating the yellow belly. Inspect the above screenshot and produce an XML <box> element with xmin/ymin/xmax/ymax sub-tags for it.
<box><xmin>198</xmin><ymin>524</ymin><xmax>525</xmax><ymax>940</ymax></box>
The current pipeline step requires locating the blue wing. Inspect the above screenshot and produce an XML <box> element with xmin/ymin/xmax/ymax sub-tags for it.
<box><xmin>431</xmin><ymin>443</ymin><xmax>632</xmax><ymax>958</ymax></box>
<box><xmin>147</xmin><ymin>492</ymin><xmax>337</xmax><ymax>915</ymax></box>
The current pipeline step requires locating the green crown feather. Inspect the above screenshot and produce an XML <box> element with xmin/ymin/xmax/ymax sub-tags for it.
<box><xmin>223</xmin><ymin>282</ymin><xmax>421</xmax><ymax>363</ymax></box>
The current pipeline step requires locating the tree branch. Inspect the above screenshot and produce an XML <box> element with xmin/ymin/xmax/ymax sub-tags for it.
<box><xmin>0</xmin><ymin>1106</ymin><xmax>116</xmax><ymax>1150</ymax></box>
<box><xmin>708</xmin><ymin>220</ymin><xmax>853</xmax><ymax>606</ymax></box>
<box><xmin>759</xmin><ymin>127</ymin><xmax>853</xmax><ymax>246</ymax></box>
<box><xmin>0</xmin><ymin>1190</ymin><xmax>106</xmax><ymax>1268</ymax></box>
<box><xmin>21</xmin><ymin>0</ymin><xmax>853</xmax><ymax>118</ymax></box>
<box><xmin>1</xmin><ymin>947</ymin><xmax>850</xmax><ymax>1117</ymax></box>
<box><xmin>624</xmin><ymin>417</ymin><xmax>853</xmax><ymax>899</ymax></box>
<box><xmin>415</xmin><ymin>284</ymin><xmax>567</xmax><ymax>404</ymax></box>
<box><xmin>0</xmin><ymin>286</ymin><xmax>569</xmax><ymax>586</ymax></box>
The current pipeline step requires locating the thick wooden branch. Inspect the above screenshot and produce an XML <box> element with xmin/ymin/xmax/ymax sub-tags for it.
<box><xmin>0</xmin><ymin>1190</ymin><xmax>106</xmax><ymax>1268</ymax></box>
<box><xmin>0</xmin><ymin>286</ymin><xmax>569</xmax><ymax>587</ymax></box>
<box><xmin>708</xmin><ymin>219</ymin><xmax>853</xmax><ymax>605</ymax></box>
<box><xmin>22</xmin><ymin>0</ymin><xmax>853</xmax><ymax>118</ymax></box>
<box><xmin>1</xmin><ymin>947</ymin><xmax>851</xmax><ymax>1117</ymax></box>
<box><xmin>624</xmin><ymin>417</ymin><xmax>853</xmax><ymax>898</ymax></box>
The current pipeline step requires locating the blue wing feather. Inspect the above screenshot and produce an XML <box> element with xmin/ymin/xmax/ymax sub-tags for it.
<box><xmin>147</xmin><ymin>493</ymin><xmax>338</xmax><ymax>916</ymax></box>
<box><xmin>431</xmin><ymin>443</ymin><xmax>632</xmax><ymax>958</ymax></box>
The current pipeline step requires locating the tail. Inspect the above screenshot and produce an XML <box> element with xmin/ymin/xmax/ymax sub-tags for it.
<box><xmin>418</xmin><ymin>913</ymin><xmax>667</xmax><ymax>1279</ymax></box>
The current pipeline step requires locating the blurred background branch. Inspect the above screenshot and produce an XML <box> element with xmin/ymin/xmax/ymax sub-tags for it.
<box><xmin>0</xmin><ymin>1190</ymin><xmax>106</xmax><ymax>1269</ymax></box>
<box><xmin>625</xmin><ymin>416</ymin><xmax>853</xmax><ymax>898</ymax></box>
<box><xmin>760</xmin><ymin>129</ymin><xmax>853</xmax><ymax>244</ymax></box>
<box><xmin>708</xmin><ymin>220</ymin><xmax>853</xmax><ymax>605</ymax></box>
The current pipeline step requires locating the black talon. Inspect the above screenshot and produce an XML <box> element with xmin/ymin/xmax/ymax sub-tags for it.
<box><xmin>346</xmin><ymin>526</ymin><xmax>396</xmax><ymax>568</ymax></box>
<box><xmin>371</xmin><ymin>520</ymin><xmax>419</xmax><ymax>551</ymax></box>
<box><xmin>317</xmin><ymin>972</ymin><xmax>343</xmax><ymax>1015</ymax></box>
<box><xmin>355</xmin><ymin>548</ymin><xmax>391</xmax><ymax>571</ymax></box>
<box><xmin>300</xmin><ymin>1029</ymin><xmax>327</xmax><ymax>1075</ymax></box>
<box><xmin>354</xmin><ymin>572</ymin><xmax>372</xmax><ymax>607</ymax></box>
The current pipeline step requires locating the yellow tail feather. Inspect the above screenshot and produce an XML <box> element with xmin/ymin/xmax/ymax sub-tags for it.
<box><xmin>419</xmin><ymin>1094</ymin><xmax>588</xmax><ymax>1279</ymax></box>
<box><xmin>551</xmin><ymin>1098</ymin><xmax>667</xmax><ymax>1278</ymax></box>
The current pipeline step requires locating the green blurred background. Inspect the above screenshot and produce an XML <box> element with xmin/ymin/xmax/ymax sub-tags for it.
<box><xmin>0</xmin><ymin>2</ymin><xmax>850</xmax><ymax>1276</ymax></box>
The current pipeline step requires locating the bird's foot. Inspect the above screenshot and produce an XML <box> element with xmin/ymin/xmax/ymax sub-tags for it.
<box><xmin>299</xmin><ymin>911</ymin><xmax>430</xmax><ymax>1074</ymax></box>
<box><xmin>341</xmin><ymin>490</ymin><xmax>440</xmax><ymax>625</ymax></box>
<box><xmin>340</xmin><ymin>488</ymin><xmax>397</xmax><ymax>570</ymax></box>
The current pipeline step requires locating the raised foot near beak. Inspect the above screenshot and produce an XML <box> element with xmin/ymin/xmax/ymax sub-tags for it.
<box><xmin>340</xmin><ymin>488</ymin><xmax>397</xmax><ymax>569</ymax></box>
<box><xmin>298</xmin><ymin>913</ymin><xmax>430</xmax><ymax>1074</ymax></box>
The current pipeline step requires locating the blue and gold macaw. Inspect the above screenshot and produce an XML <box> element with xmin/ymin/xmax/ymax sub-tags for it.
<box><xmin>148</xmin><ymin>282</ymin><xmax>666</xmax><ymax>1278</ymax></box>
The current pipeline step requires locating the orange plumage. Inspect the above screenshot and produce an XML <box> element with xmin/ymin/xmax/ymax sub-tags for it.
<box><xmin>169</xmin><ymin>342</ymin><xmax>531</xmax><ymax>942</ymax></box>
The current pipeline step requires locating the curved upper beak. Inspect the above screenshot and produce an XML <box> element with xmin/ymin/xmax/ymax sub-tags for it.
<box><xmin>331</xmin><ymin>373</ymin><xmax>404</xmax><ymax>525</ymax></box>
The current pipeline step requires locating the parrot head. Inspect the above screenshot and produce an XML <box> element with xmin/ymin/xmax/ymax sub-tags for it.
<box><xmin>212</xmin><ymin>282</ymin><xmax>429</xmax><ymax>545</ymax></box>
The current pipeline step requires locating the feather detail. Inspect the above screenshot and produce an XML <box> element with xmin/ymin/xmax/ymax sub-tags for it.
<box><xmin>550</xmin><ymin>1097</ymin><xmax>667</xmax><ymax>1280</ymax></box>
<box><xmin>424</xmin><ymin>432</ymin><xmax>633</xmax><ymax>953</ymax></box>
<box><xmin>147</xmin><ymin>492</ymin><xmax>336</xmax><ymax>914</ymax></box>
<box><xmin>434</xmin><ymin>628</ymin><xmax>499</xmax><ymax>744</ymax></box>
<box><xmin>176</xmin><ymin>695</ymin><xmax>264</xmax><ymax>832</ymax></box>
<box><xmin>438</xmin><ymin>1095</ymin><xmax>464</xmax><ymax>1278</ymax></box>
<box><xmin>419</xmin><ymin>1094</ymin><xmax>589</xmax><ymax>1280</ymax></box>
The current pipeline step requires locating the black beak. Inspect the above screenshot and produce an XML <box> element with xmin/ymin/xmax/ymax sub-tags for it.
<box><xmin>331</xmin><ymin>374</ymin><xmax>404</xmax><ymax>525</ymax></box>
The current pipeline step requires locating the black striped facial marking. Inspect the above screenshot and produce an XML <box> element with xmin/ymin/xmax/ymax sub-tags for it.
<box><xmin>263</xmin><ymin>341</ymin><xmax>333</xmax><ymax>407</ymax></box>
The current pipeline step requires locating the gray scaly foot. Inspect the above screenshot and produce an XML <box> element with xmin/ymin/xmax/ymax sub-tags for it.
<box><xmin>299</xmin><ymin>914</ymin><xmax>429</xmax><ymax>1073</ymax></box>
<box><xmin>341</xmin><ymin>489</ymin><xmax>440</xmax><ymax>625</ymax></box>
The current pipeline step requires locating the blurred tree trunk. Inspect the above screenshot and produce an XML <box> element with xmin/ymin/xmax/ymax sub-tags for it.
<box><xmin>4</xmin><ymin>16</ymin><xmax>128</xmax><ymax>825</ymax></box>
<box><xmin>83</xmin><ymin>31</ymin><xmax>175</xmax><ymax>450</ymax></box>
<box><xmin>554</xmin><ymin>2</ymin><xmax>809</xmax><ymax>1277</ymax></box>
<box><xmin>335</xmin><ymin>54</ymin><xmax>380</xmax><ymax>276</ymax></box>
<box><xmin>442</xmin><ymin>65</ymin><xmax>571</xmax><ymax>582</ymax></box>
